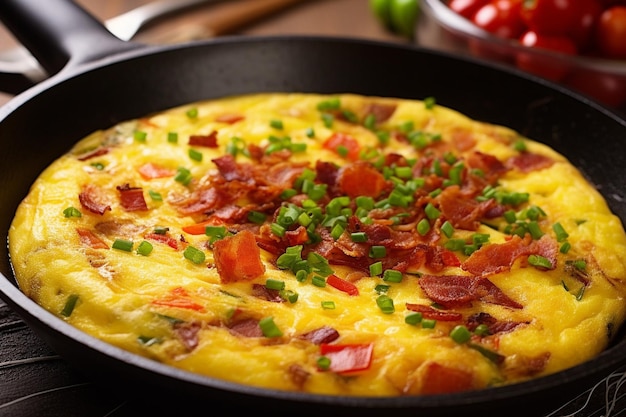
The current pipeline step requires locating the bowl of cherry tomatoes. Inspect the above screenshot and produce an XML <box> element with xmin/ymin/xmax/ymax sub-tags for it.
<box><xmin>416</xmin><ymin>0</ymin><xmax>626</xmax><ymax>110</ymax></box>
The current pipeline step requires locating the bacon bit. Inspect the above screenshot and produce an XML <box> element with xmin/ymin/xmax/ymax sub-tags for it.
<box><xmin>363</xmin><ymin>102</ymin><xmax>397</xmax><ymax>123</ymax></box>
<box><xmin>451</xmin><ymin>129</ymin><xmax>477</xmax><ymax>152</ymax></box>
<box><xmin>189</xmin><ymin>131</ymin><xmax>218</xmax><ymax>148</ymax></box>
<box><xmin>79</xmin><ymin>184</ymin><xmax>111</xmax><ymax>215</ymax></box>
<box><xmin>437</xmin><ymin>185</ymin><xmax>497</xmax><ymax>230</ymax></box>
<box><xmin>251</xmin><ymin>283</ymin><xmax>284</xmax><ymax>302</ymax></box>
<box><xmin>337</xmin><ymin>161</ymin><xmax>387</xmax><ymax>198</ymax></box>
<box><xmin>215</xmin><ymin>113</ymin><xmax>245</xmax><ymax>124</ymax></box>
<box><xmin>463</xmin><ymin>235</ymin><xmax>558</xmax><ymax>276</ymax></box>
<box><xmin>213</xmin><ymin>230</ymin><xmax>266</xmax><ymax>283</ymax></box>
<box><xmin>173</xmin><ymin>321</ymin><xmax>201</xmax><ymax>351</ymax></box>
<box><xmin>176</xmin><ymin>188</ymin><xmax>224</xmax><ymax>216</ymax></box>
<box><xmin>425</xmin><ymin>245</ymin><xmax>461</xmax><ymax>272</ymax></box>
<box><xmin>137</xmin><ymin>162</ymin><xmax>175</xmax><ymax>179</ymax></box>
<box><xmin>326</xmin><ymin>274</ymin><xmax>359</xmax><ymax>296</ymax></box>
<box><xmin>77</xmin><ymin>147</ymin><xmax>109</xmax><ymax>161</ymax></box>
<box><xmin>419</xmin><ymin>275</ymin><xmax>523</xmax><ymax>309</ymax></box>
<box><xmin>152</xmin><ymin>287</ymin><xmax>205</xmax><ymax>311</ymax></box>
<box><xmin>466</xmin><ymin>312</ymin><xmax>527</xmax><ymax>335</ymax></box>
<box><xmin>466</xmin><ymin>151</ymin><xmax>509</xmax><ymax>184</ymax></box>
<box><xmin>117</xmin><ymin>184</ymin><xmax>148</xmax><ymax>211</ymax></box>
<box><xmin>418</xmin><ymin>362</ymin><xmax>475</xmax><ymax>394</ymax></box>
<box><xmin>285</xmin><ymin>226</ymin><xmax>309</xmax><ymax>246</ymax></box>
<box><xmin>228</xmin><ymin>318</ymin><xmax>263</xmax><ymax>338</ymax></box>
<box><xmin>319</xmin><ymin>343</ymin><xmax>374</xmax><ymax>374</ymax></box>
<box><xmin>145</xmin><ymin>232</ymin><xmax>179</xmax><ymax>250</ymax></box>
<box><xmin>76</xmin><ymin>228</ymin><xmax>109</xmax><ymax>249</ymax></box>
<box><xmin>322</xmin><ymin>132</ymin><xmax>361</xmax><ymax>161</ymax></box>
<box><xmin>288</xmin><ymin>364</ymin><xmax>311</xmax><ymax>390</ymax></box>
<box><xmin>299</xmin><ymin>326</ymin><xmax>340</xmax><ymax>345</ymax></box>
<box><xmin>405</xmin><ymin>303</ymin><xmax>463</xmax><ymax>321</ymax></box>
<box><xmin>506</xmin><ymin>152</ymin><xmax>555</xmax><ymax>173</ymax></box>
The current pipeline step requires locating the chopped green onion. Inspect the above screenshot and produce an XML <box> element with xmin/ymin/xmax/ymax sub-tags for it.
<box><xmin>265</xmin><ymin>279</ymin><xmax>286</xmax><ymax>291</ymax></box>
<box><xmin>351</xmin><ymin>232</ymin><xmax>367</xmax><ymax>242</ymax></box>
<box><xmin>417</xmin><ymin>218</ymin><xmax>431</xmax><ymax>236</ymax></box>
<box><xmin>136</xmin><ymin>241</ymin><xmax>153</xmax><ymax>256</ymax></box>
<box><xmin>421</xmin><ymin>318</ymin><xmax>436</xmax><ymax>329</ymax></box>
<box><xmin>247</xmin><ymin>211</ymin><xmax>267</xmax><ymax>224</ymax></box>
<box><xmin>369</xmin><ymin>261</ymin><xmax>383</xmax><ymax>277</ymax></box>
<box><xmin>61</xmin><ymin>294</ymin><xmax>79</xmax><ymax>317</ymax></box>
<box><xmin>183</xmin><ymin>246</ymin><xmax>205</xmax><ymax>264</ymax></box>
<box><xmin>552</xmin><ymin>222</ymin><xmax>569</xmax><ymax>242</ymax></box>
<box><xmin>560</xmin><ymin>241</ymin><xmax>571</xmax><ymax>254</ymax></box>
<box><xmin>369</xmin><ymin>245</ymin><xmax>387</xmax><ymax>259</ymax></box>
<box><xmin>316</xmin><ymin>98</ymin><xmax>341</xmax><ymax>111</ymax></box>
<box><xmin>450</xmin><ymin>325</ymin><xmax>472</xmax><ymax>344</ymax></box>
<box><xmin>383</xmin><ymin>269</ymin><xmax>403</xmax><ymax>283</ymax></box>
<box><xmin>279</xmin><ymin>289</ymin><xmax>299</xmax><ymax>303</ymax></box>
<box><xmin>440</xmin><ymin>221</ymin><xmax>454</xmax><ymax>238</ymax></box>
<box><xmin>424</xmin><ymin>96</ymin><xmax>436</xmax><ymax>109</ymax></box>
<box><xmin>259</xmin><ymin>317</ymin><xmax>283</xmax><ymax>338</ymax></box>
<box><xmin>305</xmin><ymin>127</ymin><xmax>315</xmax><ymax>138</ymax></box>
<box><xmin>405</xmin><ymin>312</ymin><xmax>423</xmax><ymax>325</ymax></box>
<box><xmin>186</xmin><ymin>107</ymin><xmax>198</xmax><ymax>119</ymax></box>
<box><xmin>174</xmin><ymin>167</ymin><xmax>193</xmax><ymax>186</ymax></box>
<box><xmin>376</xmin><ymin>295</ymin><xmax>395</xmax><ymax>314</ymax></box>
<box><xmin>474</xmin><ymin>324</ymin><xmax>490</xmax><ymax>336</ymax></box>
<box><xmin>270</xmin><ymin>119</ymin><xmax>283</xmax><ymax>130</ymax></box>
<box><xmin>312</xmin><ymin>275</ymin><xmax>327</xmax><ymax>287</ymax></box>
<box><xmin>154</xmin><ymin>226</ymin><xmax>169</xmax><ymax>235</ymax></box>
<box><xmin>375</xmin><ymin>284</ymin><xmax>390</xmax><ymax>294</ymax></box>
<box><xmin>317</xmin><ymin>356</ymin><xmax>331</xmax><ymax>370</ymax></box>
<box><xmin>188</xmin><ymin>148</ymin><xmax>203</xmax><ymax>162</ymax></box>
<box><xmin>321</xmin><ymin>301</ymin><xmax>336</xmax><ymax>310</ymax></box>
<box><xmin>528</xmin><ymin>254</ymin><xmax>552</xmax><ymax>269</ymax></box>
<box><xmin>167</xmin><ymin>132</ymin><xmax>178</xmax><ymax>143</ymax></box>
<box><xmin>63</xmin><ymin>206</ymin><xmax>82</xmax><ymax>218</ymax></box>
<box><xmin>112</xmin><ymin>239</ymin><xmax>133</xmax><ymax>252</ymax></box>
<box><xmin>148</xmin><ymin>190</ymin><xmax>162</xmax><ymax>201</ymax></box>
<box><xmin>134</xmin><ymin>130</ymin><xmax>147</xmax><ymax>142</ymax></box>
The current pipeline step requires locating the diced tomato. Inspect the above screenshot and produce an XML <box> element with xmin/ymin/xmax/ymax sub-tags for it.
<box><xmin>145</xmin><ymin>232</ymin><xmax>179</xmax><ymax>250</ymax></box>
<box><xmin>152</xmin><ymin>287</ymin><xmax>205</xmax><ymax>311</ymax></box>
<box><xmin>326</xmin><ymin>274</ymin><xmax>359</xmax><ymax>296</ymax></box>
<box><xmin>322</xmin><ymin>133</ymin><xmax>361</xmax><ymax>161</ymax></box>
<box><xmin>337</xmin><ymin>161</ymin><xmax>387</xmax><ymax>198</ymax></box>
<box><xmin>213</xmin><ymin>230</ymin><xmax>266</xmax><ymax>283</ymax></box>
<box><xmin>137</xmin><ymin>162</ymin><xmax>175</xmax><ymax>179</ymax></box>
<box><xmin>419</xmin><ymin>362</ymin><xmax>475</xmax><ymax>394</ymax></box>
<box><xmin>319</xmin><ymin>343</ymin><xmax>374</xmax><ymax>373</ymax></box>
<box><xmin>76</xmin><ymin>228</ymin><xmax>109</xmax><ymax>249</ymax></box>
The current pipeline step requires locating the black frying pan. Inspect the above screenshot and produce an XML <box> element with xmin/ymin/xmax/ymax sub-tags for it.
<box><xmin>1</xmin><ymin>0</ymin><xmax>625</xmax><ymax>416</ymax></box>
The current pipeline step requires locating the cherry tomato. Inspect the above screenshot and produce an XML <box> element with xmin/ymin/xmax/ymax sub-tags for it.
<box><xmin>566</xmin><ymin>69</ymin><xmax>626</xmax><ymax>107</ymax></box>
<box><xmin>595</xmin><ymin>6</ymin><xmax>626</xmax><ymax>58</ymax></box>
<box><xmin>516</xmin><ymin>30</ymin><xmax>577</xmax><ymax>81</ymax></box>
<box><xmin>447</xmin><ymin>0</ymin><xmax>490</xmax><ymax>19</ymax></box>
<box><xmin>521</xmin><ymin>0</ymin><xmax>582</xmax><ymax>36</ymax></box>
<box><xmin>472</xmin><ymin>0</ymin><xmax>525</xmax><ymax>39</ymax></box>
<box><xmin>568</xmin><ymin>0</ymin><xmax>603</xmax><ymax>51</ymax></box>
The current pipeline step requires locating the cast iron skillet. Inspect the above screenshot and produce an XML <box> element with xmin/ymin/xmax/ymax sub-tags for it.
<box><xmin>1</xmin><ymin>0</ymin><xmax>625</xmax><ymax>415</ymax></box>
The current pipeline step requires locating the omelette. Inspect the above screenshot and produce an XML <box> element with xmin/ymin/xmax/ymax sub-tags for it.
<box><xmin>8</xmin><ymin>93</ymin><xmax>626</xmax><ymax>396</ymax></box>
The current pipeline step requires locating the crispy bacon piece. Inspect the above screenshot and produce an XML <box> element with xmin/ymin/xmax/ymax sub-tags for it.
<box><xmin>117</xmin><ymin>184</ymin><xmax>148</xmax><ymax>211</ymax></box>
<box><xmin>213</xmin><ymin>230</ymin><xmax>266</xmax><ymax>283</ymax></box>
<box><xmin>405</xmin><ymin>303</ymin><xmax>463</xmax><ymax>321</ymax></box>
<box><xmin>215</xmin><ymin>113</ymin><xmax>244</xmax><ymax>124</ymax></box>
<box><xmin>251</xmin><ymin>283</ymin><xmax>284</xmax><ymax>302</ymax></box>
<box><xmin>337</xmin><ymin>161</ymin><xmax>387</xmax><ymax>198</ymax></box>
<box><xmin>418</xmin><ymin>362</ymin><xmax>475</xmax><ymax>394</ymax></box>
<box><xmin>363</xmin><ymin>102</ymin><xmax>397</xmax><ymax>123</ymax></box>
<box><xmin>466</xmin><ymin>151</ymin><xmax>509</xmax><ymax>184</ymax></box>
<box><xmin>506</xmin><ymin>152</ymin><xmax>554</xmax><ymax>173</ymax></box>
<box><xmin>322</xmin><ymin>132</ymin><xmax>361</xmax><ymax>161</ymax></box>
<box><xmin>79</xmin><ymin>184</ymin><xmax>111</xmax><ymax>215</ymax></box>
<box><xmin>152</xmin><ymin>287</ymin><xmax>205</xmax><ymax>311</ymax></box>
<box><xmin>145</xmin><ymin>232</ymin><xmax>179</xmax><ymax>250</ymax></box>
<box><xmin>77</xmin><ymin>147</ymin><xmax>109</xmax><ymax>161</ymax></box>
<box><xmin>137</xmin><ymin>162</ymin><xmax>175</xmax><ymax>179</ymax></box>
<box><xmin>462</xmin><ymin>235</ymin><xmax>558</xmax><ymax>276</ymax></box>
<box><xmin>76</xmin><ymin>228</ymin><xmax>109</xmax><ymax>249</ymax></box>
<box><xmin>288</xmin><ymin>364</ymin><xmax>311</xmax><ymax>389</ymax></box>
<box><xmin>437</xmin><ymin>185</ymin><xmax>497</xmax><ymax>230</ymax></box>
<box><xmin>189</xmin><ymin>131</ymin><xmax>218</xmax><ymax>148</ymax></box>
<box><xmin>466</xmin><ymin>312</ymin><xmax>527</xmax><ymax>334</ymax></box>
<box><xmin>173</xmin><ymin>321</ymin><xmax>201</xmax><ymax>351</ymax></box>
<box><xmin>419</xmin><ymin>275</ymin><xmax>523</xmax><ymax>309</ymax></box>
<box><xmin>299</xmin><ymin>326</ymin><xmax>340</xmax><ymax>345</ymax></box>
<box><xmin>228</xmin><ymin>318</ymin><xmax>263</xmax><ymax>338</ymax></box>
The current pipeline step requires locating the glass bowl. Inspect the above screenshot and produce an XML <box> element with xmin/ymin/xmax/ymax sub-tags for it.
<box><xmin>416</xmin><ymin>0</ymin><xmax>626</xmax><ymax>112</ymax></box>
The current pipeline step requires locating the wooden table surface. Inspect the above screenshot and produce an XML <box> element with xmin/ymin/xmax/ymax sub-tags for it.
<box><xmin>1</xmin><ymin>1</ymin><xmax>625</xmax><ymax>416</ymax></box>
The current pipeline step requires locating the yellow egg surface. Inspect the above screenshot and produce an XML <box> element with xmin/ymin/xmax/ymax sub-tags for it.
<box><xmin>9</xmin><ymin>93</ymin><xmax>626</xmax><ymax>396</ymax></box>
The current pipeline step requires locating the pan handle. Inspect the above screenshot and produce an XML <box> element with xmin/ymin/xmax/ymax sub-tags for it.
<box><xmin>0</xmin><ymin>0</ymin><xmax>143</xmax><ymax>80</ymax></box>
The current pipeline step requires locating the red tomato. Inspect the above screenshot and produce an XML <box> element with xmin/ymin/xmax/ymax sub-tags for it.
<box><xmin>521</xmin><ymin>0</ymin><xmax>582</xmax><ymax>36</ymax></box>
<box><xmin>447</xmin><ymin>0</ymin><xmax>490</xmax><ymax>19</ymax></box>
<box><xmin>566</xmin><ymin>69</ymin><xmax>626</xmax><ymax>107</ymax></box>
<box><xmin>568</xmin><ymin>0</ymin><xmax>603</xmax><ymax>51</ymax></box>
<box><xmin>595</xmin><ymin>6</ymin><xmax>626</xmax><ymax>58</ymax></box>
<box><xmin>319</xmin><ymin>343</ymin><xmax>374</xmax><ymax>373</ymax></box>
<box><xmin>516</xmin><ymin>30</ymin><xmax>577</xmax><ymax>81</ymax></box>
<box><xmin>472</xmin><ymin>0</ymin><xmax>526</xmax><ymax>39</ymax></box>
